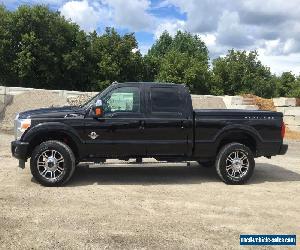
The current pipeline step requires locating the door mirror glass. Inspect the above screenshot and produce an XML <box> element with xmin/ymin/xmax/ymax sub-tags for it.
<box><xmin>92</xmin><ymin>99</ymin><xmax>104</xmax><ymax>118</ymax></box>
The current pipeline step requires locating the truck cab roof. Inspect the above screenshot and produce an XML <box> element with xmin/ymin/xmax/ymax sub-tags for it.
<box><xmin>113</xmin><ymin>81</ymin><xmax>187</xmax><ymax>88</ymax></box>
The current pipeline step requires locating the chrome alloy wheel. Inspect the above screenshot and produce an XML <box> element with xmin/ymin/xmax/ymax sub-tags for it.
<box><xmin>37</xmin><ymin>150</ymin><xmax>65</xmax><ymax>181</ymax></box>
<box><xmin>225</xmin><ymin>150</ymin><xmax>249</xmax><ymax>179</ymax></box>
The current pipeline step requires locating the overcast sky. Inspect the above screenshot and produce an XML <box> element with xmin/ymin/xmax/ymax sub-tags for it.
<box><xmin>3</xmin><ymin>0</ymin><xmax>300</xmax><ymax>75</ymax></box>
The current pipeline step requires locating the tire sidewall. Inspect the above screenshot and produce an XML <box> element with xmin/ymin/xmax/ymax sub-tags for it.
<box><xmin>216</xmin><ymin>143</ymin><xmax>255</xmax><ymax>184</ymax></box>
<box><xmin>30</xmin><ymin>141</ymin><xmax>75</xmax><ymax>186</ymax></box>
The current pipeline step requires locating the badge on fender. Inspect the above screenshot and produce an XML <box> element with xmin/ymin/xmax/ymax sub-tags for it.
<box><xmin>88</xmin><ymin>131</ymin><xmax>99</xmax><ymax>140</ymax></box>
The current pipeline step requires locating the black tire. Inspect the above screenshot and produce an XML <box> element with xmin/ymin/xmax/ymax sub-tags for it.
<box><xmin>30</xmin><ymin>140</ymin><xmax>75</xmax><ymax>186</ymax></box>
<box><xmin>215</xmin><ymin>143</ymin><xmax>255</xmax><ymax>184</ymax></box>
<box><xmin>197</xmin><ymin>161</ymin><xmax>214</xmax><ymax>168</ymax></box>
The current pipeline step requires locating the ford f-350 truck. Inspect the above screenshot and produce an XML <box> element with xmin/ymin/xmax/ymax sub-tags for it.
<box><xmin>11</xmin><ymin>82</ymin><xmax>288</xmax><ymax>186</ymax></box>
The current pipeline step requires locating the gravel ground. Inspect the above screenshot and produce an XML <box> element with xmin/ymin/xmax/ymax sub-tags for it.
<box><xmin>0</xmin><ymin>132</ymin><xmax>299</xmax><ymax>249</ymax></box>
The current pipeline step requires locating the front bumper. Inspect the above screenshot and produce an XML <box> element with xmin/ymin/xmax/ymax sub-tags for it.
<box><xmin>11</xmin><ymin>140</ymin><xmax>29</xmax><ymax>160</ymax></box>
<box><xmin>278</xmin><ymin>144</ymin><xmax>288</xmax><ymax>155</ymax></box>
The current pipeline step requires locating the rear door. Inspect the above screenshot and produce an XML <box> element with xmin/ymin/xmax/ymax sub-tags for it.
<box><xmin>143</xmin><ymin>85</ymin><xmax>192</xmax><ymax>156</ymax></box>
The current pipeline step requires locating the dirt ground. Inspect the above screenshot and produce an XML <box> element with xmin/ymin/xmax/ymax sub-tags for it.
<box><xmin>0</xmin><ymin>132</ymin><xmax>299</xmax><ymax>249</ymax></box>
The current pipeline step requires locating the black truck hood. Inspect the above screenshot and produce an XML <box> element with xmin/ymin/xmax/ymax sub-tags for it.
<box><xmin>18</xmin><ymin>106</ymin><xmax>85</xmax><ymax>119</ymax></box>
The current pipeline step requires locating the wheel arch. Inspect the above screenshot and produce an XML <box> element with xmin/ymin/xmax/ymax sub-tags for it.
<box><xmin>216</xmin><ymin>127</ymin><xmax>260</xmax><ymax>156</ymax></box>
<box><xmin>23</xmin><ymin>122</ymin><xmax>82</xmax><ymax>160</ymax></box>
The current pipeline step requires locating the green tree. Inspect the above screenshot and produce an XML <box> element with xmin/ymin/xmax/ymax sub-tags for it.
<box><xmin>0</xmin><ymin>5</ymin><xmax>14</xmax><ymax>85</ymax></box>
<box><xmin>0</xmin><ymin>5</ymin><xmax>146</xmax><ymax>91</ymax></box>
<box><xmin>1</xmin><ymin>5</ymin><xmax>91</xmax><ymax>90</ymax></box>
<box><xmin>147</xmin><ymin>31</ymin><xmax>211</xmax><ymax>93</ymax></box>
<box><xmin>157</xmin><ymin>50</ymin><xmax>210</xmax><ymax>94</ymax></box>
<box><xmin>291</xmin><ymin>78</ymin><xmax>300</xmax><ymax>98</ymax></box>
<box><xmin>212</xmin><ymin>50</ymin><xmax>276</xmax><ymax>98</ymax></box>
<box><xmin>142</xmin><ymin>31</ymin><xmax>173</xmax><ymax>82</ymax></box>
<box><xmin>148</xmin><ymin>31</ymin><xmax>173</xmax><ymax>57</ymax></box>
<box><xmin>89</xmin><ymin>28</ymin><xmax>144</xmax><ymax>91</ymax></box>
<box><xmin>276</xmin><ymin>72</ymin><xmax>300</xmax><ymax>97</ymax></box>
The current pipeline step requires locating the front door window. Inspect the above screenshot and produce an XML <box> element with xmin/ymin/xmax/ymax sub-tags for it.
<box><xmin>103</xmin><ymin>86</ymin><xmax>140</xmax><ymax>115</ymax></box>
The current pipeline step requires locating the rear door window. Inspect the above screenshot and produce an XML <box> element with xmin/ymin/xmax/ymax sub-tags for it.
<box><xmin>150</xmin><ymin>87</ymin><xmax>181</xmax><ymax>113</ymax></box>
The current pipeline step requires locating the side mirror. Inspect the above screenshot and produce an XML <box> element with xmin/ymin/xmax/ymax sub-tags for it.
<box><xmin>92</xmin><ymin>99</ymin><xmax>104</xmax><ymax>118</ymax></box>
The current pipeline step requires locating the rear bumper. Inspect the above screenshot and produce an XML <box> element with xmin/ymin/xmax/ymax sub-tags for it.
<box><xmin>11</xmin><ymin>140</ymin><xmax>29</xmax><ymax>160</ymax></box>
<box><xmin>278</xmin><ymin>144</ymin><xmax>288</xmax><ymax>155</ymax></box>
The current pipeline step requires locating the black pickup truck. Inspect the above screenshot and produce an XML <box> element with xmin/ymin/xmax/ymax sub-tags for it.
<box><xmin>11</xmin><ymin>82</ymin><xmax>288</xmax><ymax>186</ymax></box>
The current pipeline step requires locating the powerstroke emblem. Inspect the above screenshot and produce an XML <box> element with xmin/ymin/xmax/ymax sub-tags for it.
<box><xmin>88</xmin><ymin>131</ymin><xmax>99</xmax><ymax>140</ymax></box>
<box><xmin>244</xmin><ymin>116</ymin><xmax>275</xmax><ymax>119</ymax></box>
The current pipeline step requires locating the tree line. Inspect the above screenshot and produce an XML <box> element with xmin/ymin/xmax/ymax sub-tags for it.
<box><xmin>0</xmin><ymin>5</ymin><xmax>299</xmax><ymax>98</ymax></box>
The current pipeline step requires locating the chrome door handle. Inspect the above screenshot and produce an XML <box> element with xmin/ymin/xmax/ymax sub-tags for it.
<box><xmin>181</xmin><ymin>120</ymin><xmax>184</xmax><ymax>129</ymax></box>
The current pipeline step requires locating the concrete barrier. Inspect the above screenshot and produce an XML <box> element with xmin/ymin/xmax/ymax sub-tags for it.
<box><xmin>191</xmin><ymin>95</ymin><xmax>226</xmax><ymax>109</ymax></box>
<box><xmin>223</xmin><ymin>96</ymin><xmax>258</xmax><ymax>110</ymax></box>
<box><xmin>274</xmin><ymin>97</ymin><xmax>300</xmax><ymax>133</ymax></box>
<box><xmin>1</xmin><ymin>85</ymin><xmax>300</xmax><ymax>133</ymax></box>
<box><xmin>273</xmin><ymin>97</ymin><xmax>296</xmax><ymax>107</ymax></box>
<box><xmin>283</xmin><ymin>107</ymin><xmax>300</xmax><ymax>116</ymax></box>
<box><xmin>0</xmin><ymin>86</ymin><xmax>97</xmax><ymax>100</ymax></box>
<box><xmin>284</xmin><ymin>115</ymin><xmax>300</xmax><ymax>125</ymax></box>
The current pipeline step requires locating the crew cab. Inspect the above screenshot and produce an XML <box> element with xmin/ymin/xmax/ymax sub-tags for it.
<box><xmin>11</xmin><ymin>82</ymin><xmax>288</xmax><ymax>186</ymax></box>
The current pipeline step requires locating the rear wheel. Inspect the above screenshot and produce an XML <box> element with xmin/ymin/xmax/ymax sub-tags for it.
<box><xmin>30</xmin><ymin>140</ymin><xmax>75</xmax><ymax>186</ymax></box>
<box><xmin>215</xmin><ymin>143</ymin><xmax>255</xmax><ymax>184</ymax></box>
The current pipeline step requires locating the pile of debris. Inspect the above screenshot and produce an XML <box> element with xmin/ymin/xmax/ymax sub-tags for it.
<box><xmin>67</xmin><ymin>94</ymin><xmax>96</xmax><ymax>106</ymax></box>
<box><xmin>242</xmin><ymin>94</ymin><xmax>276</xmax><ymax>111</ymax></box>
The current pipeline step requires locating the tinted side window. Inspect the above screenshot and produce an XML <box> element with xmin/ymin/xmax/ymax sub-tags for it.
<box><xmin>150</xmin><ymin>87</ymin><xmax>181</xmax><ymax>112</ymax></box>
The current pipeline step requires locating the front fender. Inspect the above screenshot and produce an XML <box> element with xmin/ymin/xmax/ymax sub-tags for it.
<box><xmin>22</xmin><ymin>122</ymin><xmax>83</xmax><ymax>149</ymax></box>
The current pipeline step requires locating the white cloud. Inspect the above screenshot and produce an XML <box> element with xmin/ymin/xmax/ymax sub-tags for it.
<box><xmin>3</xmin><ymin>0</ymin><xmax>66</xmax><ymax>6</ymax></box>
<box><xmin>59</xmin><ymin>0</ymin><xmax>105</xmax><ymax>32</ymax></box>
<box><xmin>282</xmin><ymin>39</ymin><xmax>300</xmax><ymax>55</ymax></box>
<box><xmin>259</xmin><ymin>52</ymin><xmax>300</xmax><ymax>75</ymax></box>
<box><xmin>216</xmin><ymin>11</ymin><xmax>253</xmax><ymax>48</ymax></box>
<box><xmin>241</xmin><ymin>0</ymin><xmax>300</xmax><ymax>19</ymax></box>
<box><xmin>161</xmin><ymin>0</ymin><xmax>300</xmax><ymax>74</ymax></box>
<box><xmin>154</xmin><ymin>19</ymin><xmax>185</xmax><ymax>39</ymax></box>
<box><xmin>104</xmin><ymin>0</ymin><xmax>156</xmax><ymax>32</ymax></box>
<box><xmin>198</xmin><ymin>33</ymin><xmax>216</xmax><ymax>47</ymax></box>
<box><xmin>5</xmin><ymin>0</ymin><xmax>300</xmax><ymax>74</ymax></box>
<box><xmin>164</xmin><ymin>0</ymin><xmax>300</xmax><ymax>54</ymax></box>
<box><xmin>165</xmin><ymin>0</ymin><xmax>226</xmax><ymax>32</ymax></box>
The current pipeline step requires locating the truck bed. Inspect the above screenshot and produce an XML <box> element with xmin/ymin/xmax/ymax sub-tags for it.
<box><xmin>193</xmin><ymin>109</ymin><xmax>283</xmax><ymax>159</ymax></box>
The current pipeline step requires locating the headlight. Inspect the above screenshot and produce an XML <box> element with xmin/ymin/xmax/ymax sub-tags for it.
<box><xmin>14</xmin><ymin>114</ymin><xmax>31</xmax><ymax>140</ymax></box>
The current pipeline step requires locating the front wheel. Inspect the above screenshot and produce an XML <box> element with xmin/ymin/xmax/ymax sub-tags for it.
<box><xmin>215</xmin><ymin>143</ymin><xmax>255</xmax><ymax>184</ymax></box>
<box><xmin>30</xmin><ymin>140</ymin><xmax>75</xmax><ymax>186</ymax></box>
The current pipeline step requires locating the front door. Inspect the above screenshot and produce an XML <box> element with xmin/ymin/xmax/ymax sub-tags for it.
<box><xmin>84</xmin><ymin>85</ymin><xmax>146</xmax><ymax>158</ymax></box>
